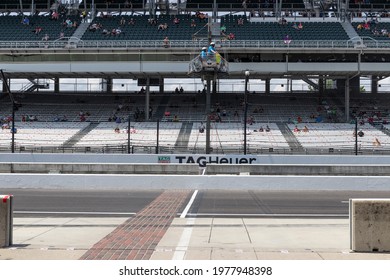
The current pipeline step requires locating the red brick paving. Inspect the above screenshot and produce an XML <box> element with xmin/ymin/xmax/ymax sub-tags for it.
<box><xmin>80</xmin><ymin>190</ymin><xmax>191</xmax><ymax>260</ymax></box>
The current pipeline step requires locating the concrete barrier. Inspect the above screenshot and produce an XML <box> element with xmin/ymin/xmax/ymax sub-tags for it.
<box><xmin>350</xmin><ymin>199</ymin><xmax>390</xmax><ymax>252</ymax></box>
<box><xmin>0</xmin><ymin>195</ymin><xmax>13</xmax><ymax>247</ymax></box>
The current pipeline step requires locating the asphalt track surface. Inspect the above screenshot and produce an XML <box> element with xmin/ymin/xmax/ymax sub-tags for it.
<box><xmin>2</xmin><ymin>188</ymin><xmax>390</xmax><ymax>217</ymax></box>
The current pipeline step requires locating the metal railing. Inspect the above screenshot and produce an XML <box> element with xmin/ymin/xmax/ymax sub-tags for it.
<box><xmin>2</xmin><ymin>39</ymin><xmax>390</xmax><ymax>50</ymax></box>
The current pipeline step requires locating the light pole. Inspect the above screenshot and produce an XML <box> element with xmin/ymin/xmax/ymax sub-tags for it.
<box><xmin>127</xmin><ymin>115</ymin><xmax>131</xmax><ymax>154</ymax></box>
<box><xmin>355</xmin><ymin>117</ymin><xmax>358</xmax><ymax>156</ymax></box>
<box><xmin>243</xmin><ymin>71</ymin><xmax>249</xmax><ymax>155</ymax></box>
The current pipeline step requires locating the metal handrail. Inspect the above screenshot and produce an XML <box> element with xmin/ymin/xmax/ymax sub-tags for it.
<box><xmin>2</xmin><ymin>39</ymin><xmax>390</xmax><ymax>49</ymax></box>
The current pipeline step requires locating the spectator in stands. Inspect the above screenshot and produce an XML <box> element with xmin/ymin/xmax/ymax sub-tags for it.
<box><xmin>51</xmin><ymin>11</ymin><xmax>59</xmax><ymax>20</ymax></box>
<box><xmin>22</xmin><ymin>17</ymin><xmax>30</xmax><ymax>25</ymax></box>
<box><xmin>115</xmin><ymin>27</ymin><xmax>122</xmax><ymax>35</ymax></box>
<box><xmin>173</xmin><ymin>17</ymin><xmax>180</xmax><ymax>25</ymax></box>
<box><xmin>373</xmin><ymin>137</ymin><xmax>381</xmax><ymax>146</ymax></box>
<box><xmin>64</xmin><ymin>19</ymin><xmax>73</xmax><ymax>28</ymax></box>
<box><xmin>293</xmin><ymin>125</ymin><xmax>300</xmax><ymax>133</ymax></box>
<box><xmin>303</xmin><ymin>125</ymin><xmax>309</xmax><ymax>132</ymax></box>
<box><xmin>148</xmin><ymin>18</ymin><xmax>156</xmax><ymax>25</ymax></box>
<box><xmin>102</xmin><ymin>28</ymin><xmax>109</xmax><ymax>35</ymax></box>
<box><xmin>298</xmin><ymin>22</ymin><xmax>303</xmax><ymax>29</ymax></box>
<box><xmin>284</xmin><ymin>34</ymin><xmax>291</xmax><ymax>44</ymax></box>
<box><xmin>265</xmin><ymin>125</ymin><xmax>271</xmax><ymax>132</ymax></box>
<box><xmin>163</xmin><ymin>36</ymin><xmax>170</xmax><ymax>48</ymax></box>
<box><xmin>34</xmin><ymin>26</ymin><xmax>43</xmax><ymax>35</ymax></box>
<box><xmin>297</xmin><ymin>116</ymin><xmax>302</xmax><ymax>123</ymax></box>
<box><xmin>120</xmin><ymin>17</ymin><xmax>126</xmax><ymax>25</ymax></box>
<box><xmin>158</xmin><ymin>23</ymin><xmax>165</xmax><ymax>30</ymax></box>
<box><xmin>237</xmin><ymin>17</ymin><xmax>244</xmax><ymax>26</ymax></box>
<box><xmin>59</xmin><ymin>32</ymin><xmax>65</xmax><ymax>39</ymax></box>
<box><xmin>228</xmin><ymin>33</ymin><xmax>235</xmax><ymax>40</ymax></box>
<box><xmin>42</xmin><ymin>34</ymin><xmax>49</xmax><ymax>41</ymax></box>
<box><xmin>130</xmin><ymin>126</ymin><xmax>136</xmax><ymax>133</ymax></box>
<box><xmin>191</xmin><ymin>19</ymin><xmax>196</xmax><ymax>27</ymax></box>
<box><xmin>81</xmin><ymin>10</ymin><xmax>87</xmax><ymax>22</ymax></box>
<box><xmin>279</xmin><ymin>17</ymin><xmax>287</xmax><ymax>25</ymax></box>
<box><xmin>114</xmin><ymin>127</ymin><xmax>120</xmax><ymax>133</ymax></box>
<box><xmin>173</xmin><ymin>115</ymin><xmax>179</xmax><ymax>122</ymax></box>
<box><xmin>129</xmin><ymin>18</ymin><xmax>136</xmax><ymax>25</ymax></box>
<box><xmin>259</xmin><ymin>126</ymin><xmax>264</xmax><ymax>132</ymax></box>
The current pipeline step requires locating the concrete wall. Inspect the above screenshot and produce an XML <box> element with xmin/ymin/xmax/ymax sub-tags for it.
<box><xmin>350</xmin><ymin>199</ymin><xmax>390</xmax><ymax>252</ymax></box>
<box><xmin>1</xmin><ymin>174</ymin><xmax>390</xmax><ymax>191</ymax></box>
<box><xmin>2</xmin><ymin>163</ymin><xmax>390</xmax><ymax>175</ymax></box>
<box><xmin>3</xmin><ymin>153</ymin><xmax>390</xmax><ymax>165</ymax></box>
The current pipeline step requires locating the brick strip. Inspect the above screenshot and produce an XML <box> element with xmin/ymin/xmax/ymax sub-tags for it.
<box><xmin>80</xmin><ymin>190</ymin><xmax>191</xmax><ymax>260</ymax></box>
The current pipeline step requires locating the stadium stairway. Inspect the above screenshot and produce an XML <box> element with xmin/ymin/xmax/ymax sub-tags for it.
<box><xmin>68</xmin><ymin>21</ymin><xmax>90</xmax><ymax>45</ymax></box>
<box><xmin>340</xmin><ymin>21</ymin><xmax>360</xmax><ymax>43</ymax></box>
<box><xmin>61</xmin><ymin>121</ymin><xmax>100</xmax><ymax>148</ymax></box>
<box><xmin>276</xmin><ymin>122</ymin><xmax>304</xmax><ymax>153</ymax></box>
<box><xmin>174</xmin><ymin>122</ymin><xmax>194</xmax><ymax>152</ymax></box>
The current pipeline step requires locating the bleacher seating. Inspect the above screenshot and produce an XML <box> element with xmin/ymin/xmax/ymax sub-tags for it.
<box><xmin>288</xmin><ymin>123</ymin><xmax>390</xmax><ymax>152</ymax></box>
<box><xmin>81</xmin><ymin>14</ymin><xmax>207</xmax><ymax>41</ymax></box>
<box><xmin>221</xmin><ymin>15</ymin><xmax>349</xmax><ymax>41</ymax></box>
<box><xmin>352</xmin><ymin>21</ymin><xmax>390</xmax><ymax>40</ymax></box>
<box><xmin>0</xmin><ymin>15</ymin><xmax>78</xmax><ymax>41</ymax></box>
<box><xmin>0</xmin><ymin>121</ymin><xmax>89</xmax><ymax>148</ymax></box>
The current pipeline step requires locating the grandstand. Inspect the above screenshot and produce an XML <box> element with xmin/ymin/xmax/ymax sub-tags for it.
<box><xmin>1</xmin><ymin>0</ymin><xmax>390</xmax><ymax>155</ymax></box>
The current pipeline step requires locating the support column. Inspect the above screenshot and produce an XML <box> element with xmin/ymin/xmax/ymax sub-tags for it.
<box><xmin>265</xmin><ymin>78</ymin><xmax>270</xmax><ymax>94</ymax></box>
<box><xmin>159</xmin><ymin>78</ymin><xmax>164</xmax><ymax>94</ymax></box>
<box><xmin>345</xmin><ymin>77</ymin><xmax>350</xmax><ymax>122</ymax></box>
<box><xmin>54</xmin><ymin>77</ymin><xmax>60</xmax><ymax>93</ymax></box>
<box><xmin>145</xmin><ymin>77</ymin><xmax>150</xmax><ymax>121</ymax></box>
<box><xmin>318</xmin><ymin>77</ymin><xmax>324</xmax><ymax>96</ymax></box>
<box><xmin>106</xmin><ymin>78</ymin><xmax>113</xmax><ymax>93</ymax></box>
<box><xmin>350</xmin><ymin>76</ymin><xmax>360</xmax><ymax>95</ymax></box>
<box><xmin>336</xmin><ymin>79</ymin><xmax>346</xmax><ymax>94</ymax></box>
<box><xmin>2</xmin><ymin>78</ymin><xmax>9</xmax><ymax>94</ymax></box>
<box><xmin>206</xmin><ymin>75</ymin><xmax>211</xmax><ymax>154</ymax></box>
<box><xmin>371</xmin><ymin>76</ymin><xmax>378</xmax><ymax>94</ymax></box>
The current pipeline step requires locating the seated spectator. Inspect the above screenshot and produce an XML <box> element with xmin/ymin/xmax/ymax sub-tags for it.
<box><xmin>120</xmin><ymin>17</ymin><xmax>126</xmax><ymax>25</ymax></box>
<box><xmin>265</xmin><ymin>125</ymin><xmax>270</xmax><ymax>132</ymax></box>
<box><xmin>173</xmin><ymin>17</ymin><xmax>180</xmax><ymax>25</ymax></box>
<box><xmin>51</xmin><ymin>11</ymin><xmax>59</xmax><ymax>20</ymax></box>
<box><xmin>279</xmin><ymin>17</ymin><xmax>287</xmax><ymax>25</ymax></box>
<box><xmin>42</xmin><ymin>34</ymin><xmax>49</xmax><ymax>41</ymax></box>
<box><xmin>173</xmin><ymin>115</ymin><xmax>179</xmax><ymax>122</ymax></box>
<box><xmin>34</xmin><ymin>26</ymin><xmax>42</xmax><ymax>34</ymax></box>
<box><xmin>259</xmin><ymin>126</ymin><xmax>264</xmax><ymax>132</ymax></box>
<box><xmin>228</xmin><ymin>33</ymin><xmax>235</xmax><ymax>40</ymax></box>
<box><xmin>191</xmin><ymin>19</ymin><xmax>196</xmax><ymax>27</ymax></box>
<box><xmin>237</xmin><ymin>17</ymin><xmax>244</xmax><ymax>26</ymax></box>
<box><xmin>114</xmin><ymin>127</ymin><xmax>120</xmax><ymax>133</ymax></box>
<box><xmin>373</xmin><ymin>137</ymin><xmax>381</xmax><ymax>146</ymax></box>
<box><xmin>129</xmin><ymin>18</ymin><xmax>136</xmax><ymax>25</ymax></box>
<box><xmin>284</xmin><ymin>34</ymin><xmax>291</xmax><ymax>44</ymax></box>
<box><xmin>163</xmin><ymin>36</ymin><xmax>170</xmax><ymax>48</ymax></box>
<box><xmin>303</xmin><ymin>125</ymin><xmax>309</xmax><ymax>132</ymax></box>
<box><xmin>115</xmin><ymin>27</ymin><xmax>122</xmax><ymax>35</ymax></box>
<box><xmin>22</xmin><ymin>17</ymin><xmax>30</xmax><ymax>25</ymax></box>
<box><xmin>298</xmin><ymin>22</ymin><xmax>303</xmax><ymax>29</ymax></box>
<box><xmin>293</xmin><ymin>125</ymin><xmax>300</xmax><ymax>133</ymax></box>
<box><xmin>158</xmin><ymin>23</ymin><xmax>165</xmax><ymax>30</ymax></box>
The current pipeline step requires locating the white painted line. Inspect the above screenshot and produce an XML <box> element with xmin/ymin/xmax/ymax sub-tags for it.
<box><xmin>14</xmin><ymin>211</ymin><xmax>136</xmax><ymax>216</ymax></box>
<box><xmin>341</xmin><ymin>201</ymin><xmax>349</xmax><ymax>204</ymax></box>
<box><xmin>186</xmin><ymin>213</ymin><xmax>348</xmax><ymax>217</ymax></box>
<box><xmin>180</xmin><ymin>190</ymin><xmax>198</xmax><ymax>218</ymax></box>
<box><xmin>172</xmin><ymin>218</ymin><xmax>196</xmax><ymax>260</ymax></box>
